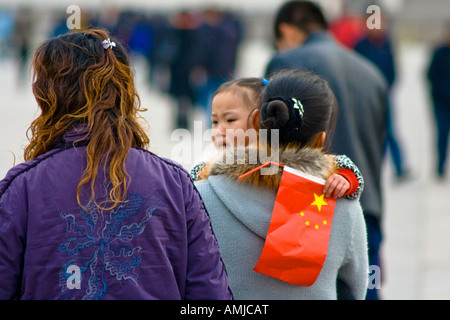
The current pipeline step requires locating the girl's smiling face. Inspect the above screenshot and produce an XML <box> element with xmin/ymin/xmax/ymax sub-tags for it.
<box><xmin>211</xmin><ymin>90</ymin><xmax>255</xmax><ymax>150</ymax></box>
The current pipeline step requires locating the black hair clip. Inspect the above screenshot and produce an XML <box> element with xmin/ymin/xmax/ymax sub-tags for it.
<box><xmin>267</xmin><ymin>96</ymin><xmax>304</xmax><ymax>128</ymax></box>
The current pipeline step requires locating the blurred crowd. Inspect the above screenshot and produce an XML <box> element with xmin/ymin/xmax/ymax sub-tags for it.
<box><xmin>0</xmin><ymin>6</ymin><xmax>244</xmax><ymax>130</ymax></box>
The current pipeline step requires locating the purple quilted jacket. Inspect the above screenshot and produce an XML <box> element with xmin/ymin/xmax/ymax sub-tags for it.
<box><xmin>0</xmin><ymin>129</ymin><xmax>232</xmax><ymax>300</ymax></box>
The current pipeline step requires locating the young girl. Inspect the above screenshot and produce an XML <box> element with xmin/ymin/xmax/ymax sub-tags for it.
<box><xmin>0</xmin><ymin>29</ymin><xmax>231</xmax><ymax>300</ymax></box>
<box><xmin>194</xmin><ymin>69</ymin><xmax>368</xmax><ymax>299</ymax></box>
<box><xmin>191</xmin><ymin>77</ymin><xmax>364</xmax><ymax>200</ymax></box>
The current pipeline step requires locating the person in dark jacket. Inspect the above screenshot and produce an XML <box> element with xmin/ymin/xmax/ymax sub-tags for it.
<box><xmin>167</xmin><ymin>11</ymin><xmax>199</xmax><ymax>129</ymax></box>
<box><xmin>427</xmin><ymin>23</ymin><xmax>450</xmax><ymax>179</ymax></box>
<box><xmin>194</xmin><ymin>9</ymin><xmax>243</xmax><ymax>122</ymax></box>
<box><xmin>355</xmin><ymin>21</ymin><xmax>411</xmax><ymax>181</ymax></box>
<box><xmin>265</xmin><ymin>1</ymin><xmax>387</xmax><ymax>299</ymax></box>
<box><xmin>0</xmin><ymin>28</ymin><xmax>232</xmax><ymax>300</ymax></box>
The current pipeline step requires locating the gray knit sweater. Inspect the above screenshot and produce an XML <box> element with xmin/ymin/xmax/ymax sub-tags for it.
<box><xmin>194</xmin><ymin>146</ymin><xmax>369</xmax><ymax>300</ymax></box>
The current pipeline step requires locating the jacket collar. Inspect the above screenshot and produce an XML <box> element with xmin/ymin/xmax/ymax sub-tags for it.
<box><xmin>303</xmin><ymin>31</ymin><xmax>333</xmax><ymax>46</ymax></box>
<box><xmin>52</xmin><ymin>125</ymin><xmax>91</xmax><ymax>149</ymax></box>
<box><xmin>202</xmin><ymin>143</ymin><xmax>336</xmax><ymax>190</ymax></box>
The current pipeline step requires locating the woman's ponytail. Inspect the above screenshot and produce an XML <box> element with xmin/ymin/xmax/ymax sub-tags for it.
<box><xmin>260</xmin><ymin>70</ymin><xmax>336</xmax><ymax>149</ymax></box>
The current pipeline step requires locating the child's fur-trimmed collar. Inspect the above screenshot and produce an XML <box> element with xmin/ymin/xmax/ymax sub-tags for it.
<box><xmin>198</xmin><ymin>143</ymin><xmax>337</xmax><ymax>190</ymax></box>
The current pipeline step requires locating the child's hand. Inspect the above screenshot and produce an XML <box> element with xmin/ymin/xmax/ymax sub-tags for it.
<box><xmin>323</xmin><ymin>173</ymin><xmax>350</xmax><ymax>198</ymax></box>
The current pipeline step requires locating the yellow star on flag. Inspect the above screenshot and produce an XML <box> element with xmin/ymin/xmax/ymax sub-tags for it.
<box><xmin>311</xmin><ymin>193</ymin><xmax>328</xmax><ymax>212</ymax></box>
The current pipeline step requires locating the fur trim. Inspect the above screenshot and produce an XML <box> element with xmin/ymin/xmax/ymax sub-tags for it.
<box><xmin>204</xmin><ymin>143</ymin><xmax>336</xmax><ymax>190</ymax></box>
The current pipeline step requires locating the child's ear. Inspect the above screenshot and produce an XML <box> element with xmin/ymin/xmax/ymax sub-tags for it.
<box><xmin>309</xmin><ymin>131</ymin><xmax>326</xmax><ymax>149</ymax></box>
<box><xmin>248</xmin><ymin>108</ymin><xmax>260</xmax><ymax>130</ymax></box>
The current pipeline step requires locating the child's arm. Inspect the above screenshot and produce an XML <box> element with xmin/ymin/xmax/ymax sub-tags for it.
<box><xmin>323</xmin><ymin>172</ymin><xmax>352</xmax><ymax>198</ymax></box>
<box><xmin>323</xmin><ymin>155</ymin><xmax>364</xmax><ymax>199</ymax></box>
<box><xmin>190</xmin><ymin>161</ymin><xmax>207</xmax><ymax>181</ymax></box>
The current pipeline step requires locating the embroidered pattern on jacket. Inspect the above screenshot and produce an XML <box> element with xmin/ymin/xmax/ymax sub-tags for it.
<box><xmin>57</xmin><ymin>191</ymin><xmax>163</xmax><ymax>300</ymax></box>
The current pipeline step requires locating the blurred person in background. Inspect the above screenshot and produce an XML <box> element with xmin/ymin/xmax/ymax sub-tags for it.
<box><xmin>11</xmin><ymin>6</ymin><xmax>33</xmax><ymax>87</ymax></box>
<box><xmin>145</xmin><ymin>14</ymin><xmax>172</xmax><ymax>91</ymax></box>
<box><xmin>355</xmin><ymin>13</ymin><xmax>411</xmax><ymax>182</ymax></box>
<box><xmin>128</xmin><ymin>13</ymin><xmax>155</xmax><ymax>78</ymax></box>
<box><xmin>193</xmin><ymin>8</ymin><xmax>243</xmax><ymax>126</ymax></box>
<box><xmin>0</xmin><ymin>7</ymin><xmax>14</xmax><ymax>59</ymax></box>
<box><xmin>427</xmin><ymin>22</ymin><xmax>450</xmax><ymax>179</ymax></box>
<box><xmin>265</xmin><ymin>0</ymin><xmax>387</xmax><ymax>299</ymax></box>
<box><xmin>328</xmin><ymin>3</ymin><xmax>365</xmax><ymax>49</ymax></box>
<box><xmin>166</xmin><ymin>10</ymin><xmax>200</xmax><ymax>130</ymax></box>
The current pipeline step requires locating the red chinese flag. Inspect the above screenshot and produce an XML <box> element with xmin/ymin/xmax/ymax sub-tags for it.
<box><xmin>253</xmin><ymin>166</ymin><xmax>337</xmax><ymax>286</ymax></box>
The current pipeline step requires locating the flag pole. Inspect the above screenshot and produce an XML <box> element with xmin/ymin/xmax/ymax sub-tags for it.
<box><xmin>238</xmin><ymin>161</ymin><xmax>284</xmax><ymax>180</ymax></box>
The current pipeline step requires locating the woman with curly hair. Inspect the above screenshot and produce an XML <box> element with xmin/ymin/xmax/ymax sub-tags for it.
<box><xmin>0</xmin><ymin>29</ymin><xmax>232</xmax><ymax>300</ymax></box>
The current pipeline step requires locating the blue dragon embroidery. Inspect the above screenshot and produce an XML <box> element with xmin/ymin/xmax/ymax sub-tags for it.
<box><xmin>58</xmin><ymin>191</ymin><xmax>163</xmax><ymax>300</ymax></box>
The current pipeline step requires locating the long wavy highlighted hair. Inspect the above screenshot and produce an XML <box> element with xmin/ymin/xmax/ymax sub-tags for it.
<box><xmin>26</xmin><ymin>28</ymin><xmax>150</xmax><ymax>210</ymax></box>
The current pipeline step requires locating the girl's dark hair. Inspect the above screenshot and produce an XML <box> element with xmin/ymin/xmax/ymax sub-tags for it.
<box><xmin>214</xmin><ymin>77</ymin><xmax>265</xmax><ymax>108</ymax></box>
<box><xmin>274</xmin><ymin>0</ymin><xmax>328</xmax><ymax>40</ymax></box>
<box><xmin>260</xmin><ymin>69</ymin><xmax>337</xmax><ymax>151</ymax></box>
<box><xmin>27</xmin><ymin>28</ymin><xmax>150</xmax><ymax>210</ymax></box>
<box><xmin>214</xmin><ymin>77</ymin><xmax>265</xmax><ymax>128</ymax></box>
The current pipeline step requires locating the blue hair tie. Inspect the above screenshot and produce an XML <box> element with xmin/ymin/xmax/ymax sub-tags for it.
<box><xmin>262</xmin><ymin>78</ymin><xmax>270</xmax><ymax>86</ymax></box>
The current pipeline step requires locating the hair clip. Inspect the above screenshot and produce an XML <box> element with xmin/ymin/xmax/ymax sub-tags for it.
<box><xmin>292</xmin><ymin>97</ymin><xmax>304</xmax><ymax>115</ymax></box>
<box><xmin>292</xmin><ymin>97</ymin><xmax>304</xmax><ymax>126</ymax></box>
<box><xmin>101</xmin><ymin>38</ymin><xmax>116</xmax><ymax>50</ymax></box>
<box><xmin>262</xmin><ymin>78</ymin><xmax>270</xmax><ymax>86</ymax></box>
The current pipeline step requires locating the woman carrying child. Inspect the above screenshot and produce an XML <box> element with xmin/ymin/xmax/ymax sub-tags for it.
<box><xmin>194</xmin><ymin>70</ymin><xmax>369</xmax><ymax>299</ymax></box>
